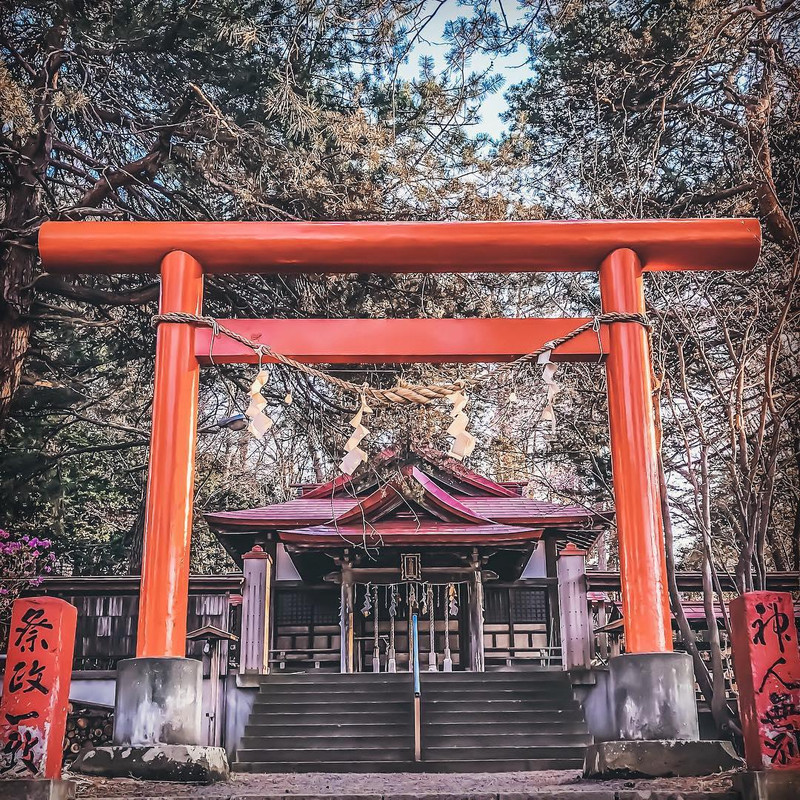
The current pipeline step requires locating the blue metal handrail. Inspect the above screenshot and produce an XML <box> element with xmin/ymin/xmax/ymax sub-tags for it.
<box><xmin>411</xmin><ymin>612</ymin><xmax>421</xmax><ymax>761</ymax></box>
<box><xmin>412</xmin><ymin>613</ymin><xmax>421</xmax><ymax>696</ymax></box>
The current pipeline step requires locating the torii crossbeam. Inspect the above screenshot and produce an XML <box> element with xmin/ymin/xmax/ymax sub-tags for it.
<box><xmin>39</xmin><ymin>218</ymin><xmax>760</xmax><ymax>751</ymax></box>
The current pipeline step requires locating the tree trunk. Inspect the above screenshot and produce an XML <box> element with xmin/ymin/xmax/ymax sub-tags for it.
<box><xmin>699</xmin><ymin>447</ymin><xmax>732</xmax><ymax>735</ymax></box>
<box><xmin>1</xmin><ymin>192</ymin><xmax>38</xmax><ymax>426</ymax></box>
<box><xmin>0</xmin><ymin>9</ymin><xmax>73</xmax><ymax>428</ymax></box>
<box><xmin>658</xmin><ymin>448</ymin><xmax>740</xmax><ymax>736</ymax></box>
<box><xmin>125</xmin><ymin>494</ymin><xmax>147</xmax><ymax>575</ymax></box>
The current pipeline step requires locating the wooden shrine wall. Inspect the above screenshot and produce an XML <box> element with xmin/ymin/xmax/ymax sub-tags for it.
<box><xmin>269</xmin><ymin>581</ymin><xmax>554</xmax><ymax>672</ymax></box>
<box><xmin>18</xmin><ymin>579</ymin><xmax>241</xmax><ymax>674</ymax></box>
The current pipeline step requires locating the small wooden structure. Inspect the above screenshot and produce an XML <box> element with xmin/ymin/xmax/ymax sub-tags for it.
<box><xmin>186</xmin><ymin>625</ymin><xmax>239</xmax><ymax>747</ymax></box>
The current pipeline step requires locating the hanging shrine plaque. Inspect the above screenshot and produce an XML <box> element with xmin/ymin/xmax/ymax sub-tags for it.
<box><xmin>0</xmin><ymin>597</ymin><xmax>77</xmax><ymax>780</ymax></box>
<box><xmin>401</xmin><ymin>553</ymin><xmax>421</xmax><ymax>582</ymax></box>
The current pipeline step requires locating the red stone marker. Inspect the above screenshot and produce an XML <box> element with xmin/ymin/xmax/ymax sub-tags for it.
<box><xmin>0</xmin><ymin>597</ymin><xmax>77</xmax><ymax>779</ymax></box>
<box><xmin>730</xmin><ymin>591</ymin><xmax>800</xmax><ymax>770</ymax></box>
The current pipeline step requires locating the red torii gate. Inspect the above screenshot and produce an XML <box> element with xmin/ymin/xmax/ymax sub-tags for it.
<box><xmin>39</xmin><ymin>218</ymin><xmax>760</xmax><ymax>753</ymax></box>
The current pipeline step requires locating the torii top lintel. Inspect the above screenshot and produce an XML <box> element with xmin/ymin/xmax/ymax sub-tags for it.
<box><xmin>39</xmin><ymin>219</ymin><xmax>761</xmax><ymax>274</ymax></box>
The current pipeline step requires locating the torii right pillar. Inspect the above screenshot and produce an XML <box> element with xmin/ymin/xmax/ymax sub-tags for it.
<box><xmin>586</xmin><ymin>248</ymin><xmax>741</xmax><ymax>776</ymax></box>
<box><xmin>601</xmin><ymin>248</ymin><xmax>697</xmax><ymax>739</ymax></box>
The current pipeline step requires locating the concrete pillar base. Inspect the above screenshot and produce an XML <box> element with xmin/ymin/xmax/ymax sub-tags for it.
<box><xmin>584</xmin><ymin>740</ymin><xmax>742</xmax><ymax>778</ymax></box>
<box><xmin>734</xmin><ymin>770</ymin><xmax>800</xmax><ymax>800</ymax></box>
<box><xmin>0</xmin><ymin>779</ymin><xmax>76</xmax><ymax>800</ymax></box>
<box><xmin>610</xmin><ymin>651</ymin><xmax>699</xmax><ymax>740</ymax></box>
<box><xmin>71</xmin><ymin>744</ymin><xmax>229</xmax><ymax>783</ymax></box>
<box><xmin>113</xmin><ymin>657</ymin><xmax>202</xmax><ymax>745</ymax></box>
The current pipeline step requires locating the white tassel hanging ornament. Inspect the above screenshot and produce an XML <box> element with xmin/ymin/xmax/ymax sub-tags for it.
<box><xmin>448</xmin><ymin>583</ymin><xmax>459</xmax><ymax>617</ymax></box>
<box><xmin>537</xmin><ymin>350</ymin><xmax>562</xmax><ymax>433</ymax></box>
<box><xmin>443</xmin><ymin>583</ymin><xmax>454</xmax><ymax>672</ymax></box>
<box><xmin>339</xmin><ymin>394</ymin><xmax>372</xmax><ymax>475</ymax></box>
<box><xmin>446</xmin><ymin>389</ymin><xmax>476</xmax><ymax>461</ymax></box>
<box><xmin>361</xmin><ymin>583</ymin><xmax>373</xmax><ymax>617</ymax></box>
<box><xmin>245</xmin><ymin>368</ymin><xmax>274</xmax><ymax>440</ymax></box>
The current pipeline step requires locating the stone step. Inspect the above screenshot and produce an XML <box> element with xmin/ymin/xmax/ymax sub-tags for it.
<box><xmin>232</xmin><ymin>760</ymin><xmax>418</xmax><ymax>773</ymax></box>
<box><xmin>256</xmin><ymin>683</ymin><xmax>414</xmax><ymax>700</ymax></box>
<box><xmin>422</xmin><ymin>720</ymin><xmax>589</xmax><ymax>741</ymax></box>
<box><xmin>262</xmin><ymin>673</ymin><xmax>412</xmax><ymax>684</ymax></box>
<box><xmin>421</xmin><ymin>670</ymin><xmax>567</xmax><ymax>680</ymax></box>
<box><xmin>423</xmin><ymin>733</ymin><xmax>592</xmax><ymax>747</ymax></box>
<box><xmin>260</xmin><ymin>676</ymin><xmax>570</xmax><ymax>685</ymax></box>
<box><xmin>422</xmin><ymin>709</ymin><xmax>585</xmax><ymax>723</ymax></box>
<box><xmin>247</xmin><ymin>711</ymin><xmax>413</xmax><ymax>725</ymax></box>
<box><xmin>423</xmin><ymin>698</ymin><xmax>581</xmax><ymax>710</ymax></box>
<box><xmin>246</xmin><ymin>710</ymin><xmax>585</xmax><ymax>726</ymax></box>
<box><xmin>238</xmin><ymin>670</ymin><xmax>592</xmax><ymax>774</ymax></box>
<box><xmin>420</xmin><ymin>675</ymin><xmax>572</xmax><ymax>685</ymax></box>
<box><xmin>258</xmin><ymin>672</ymin><xmax>414</xmax><ymax>689</ymax></box>
<box><xmin>255</xmin><ymin>688</ymin><xmax>574</xmax><ymax>704</ymax></box>
<box><xmin>424</xmin><ymin>745</ymin><xmax>585</xmax><ymax>761</ymax></box>
<box><xmin>418</xmin><ymin>757</ymin><xmax>586</xmax><ymax>772</ymax></box>
<box><xmin>253</xmin><ymin>698</ymin><xmax>412</xmax><ymax>712</ymax></box>
<box><xmin>420</xmin><ymin>688</ymin><xmax>576</xmax><ymax>700</ymax></box>
<box><xmin>244</xmin><ymin>721</ymin><xmax>411</xmax><ymax>736</ymax></box>
<box><xmin>262</xmin><ymin>670</ymin><xmax>567</xmax><ymax>683</ymax></box>
<box><xmin>239</xmin><ymin>731</ymin><xmax>590</xmax><ymax>750</ymax></box>
<box><xmin>240</xmin><ymin>734</ymin><xmax>412</xmax><ymax>749</ymax></box>
<box><xmin>236</xmin><ymin>747</ymin><xmax>413</xmax><ymax>763</ymax></box>
<box><xmin>231</xmin><ymin>756</ymin><xmax>585</xmax><ymax>773</ymax></box>
<box><xmin>262</xmin><ymin>676</ymin><xmax>571</xmax><ymax>684</ymax></box>
<box><xmin>243</xmin><ymin>720</ymin><xmax>588</xmax><ymax>738</ymax></box>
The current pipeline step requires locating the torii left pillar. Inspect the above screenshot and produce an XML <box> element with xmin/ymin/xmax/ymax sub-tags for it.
<box><xmin>101</xmin><ymin>252</ymin><xmax>228</xmax><ymax>781</ymax></box>
<box><xmin>114</xmin><ymin>251</ymin><xmax>204</xmax><ymax>748</ymax></box>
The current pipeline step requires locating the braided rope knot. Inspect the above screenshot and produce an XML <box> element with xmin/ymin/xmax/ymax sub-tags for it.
<box><xmin>151</xmin><ymin>311</ymin><xmax>650</xmax><ymax>406</ymax></box>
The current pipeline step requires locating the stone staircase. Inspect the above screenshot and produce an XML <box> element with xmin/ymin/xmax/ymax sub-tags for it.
<box><xmin>234</xmin><ymin>670</ymin><xmax>591</xmax><ymax>773</ymax></box>
<box><xmin>420</xmin><ymin>670</ymin><xmax>591</xmax><ymax>772</ymax></box>
<box><xmin>235</xmin><ymin>673</ymin><xmax>414</xmax><ymax>772</ymax></box>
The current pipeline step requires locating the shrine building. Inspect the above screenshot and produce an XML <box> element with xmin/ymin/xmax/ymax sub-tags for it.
<box><xmin>205</xmin><ymin>447</ymin><xmax>607</xmax><ymax>676</ymax></box>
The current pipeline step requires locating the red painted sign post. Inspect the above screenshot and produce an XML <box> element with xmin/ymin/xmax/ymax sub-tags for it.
<box><xmin>0</xmin><ymin>597</ymin><xmax>77</xmax><ymax>779</ymax></box>
<box><xmin>730</xmin><ymin>591</ymin><xmax>800</xmax><ymax>771</ymax></box>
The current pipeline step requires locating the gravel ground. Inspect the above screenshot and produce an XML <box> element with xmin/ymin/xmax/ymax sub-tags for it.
<box><xmin>71</xmin><ymin>769</ymin><xmax>739</xmax><ymax>799</ymax></box>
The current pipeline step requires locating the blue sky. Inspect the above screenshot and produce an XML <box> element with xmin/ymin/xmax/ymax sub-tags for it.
<box><xmin>395</xmin><ymin>0</ymin><xmax>534</xmax><ymax>139</ymax></box>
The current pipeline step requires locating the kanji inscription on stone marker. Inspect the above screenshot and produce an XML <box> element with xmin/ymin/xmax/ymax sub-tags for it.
<box><xmin>730</xmin><ymin>591</ymin><xmax>800</xmax><ymax>770</ymax></box>
<box><xmin>0</xmin><ymin>596</ymin><xmax>77</xmax><ymax>779</ymax></box>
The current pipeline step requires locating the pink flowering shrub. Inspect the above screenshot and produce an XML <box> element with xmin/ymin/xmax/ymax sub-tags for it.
<box><xmin>0</xmin><ymin>528</ymin><xmax>57</xmax><ymax>630</ymax></box>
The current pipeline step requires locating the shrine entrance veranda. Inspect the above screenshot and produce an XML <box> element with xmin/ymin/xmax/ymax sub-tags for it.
<box><xmin>38</xmin><ymin>218</ymin><xmax>761</xmax><ymax>749</ymax></box>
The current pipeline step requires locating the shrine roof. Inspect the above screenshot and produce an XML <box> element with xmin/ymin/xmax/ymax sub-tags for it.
<box><xmin>205</xmin><ymin>497</ymin><xmax>600</xmax><ymax>530</ymax></box>
<box><xmin>204</xmin><ymin>449</ymin><xmax>608</xmax><ymax>541</ymax></box>
<box><xmin>278</xmin><ymin>521</ymin><xmax>544</xmax><ymax>548</ymax></box>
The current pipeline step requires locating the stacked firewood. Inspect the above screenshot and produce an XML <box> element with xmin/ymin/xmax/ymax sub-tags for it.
<box><xmin>63</xmin><ymin>703</ymin><xmax>114</xmax><ymax>762</ymax></box>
